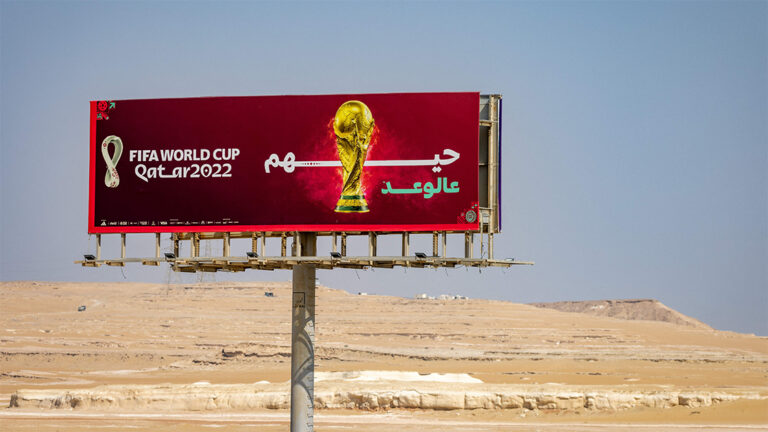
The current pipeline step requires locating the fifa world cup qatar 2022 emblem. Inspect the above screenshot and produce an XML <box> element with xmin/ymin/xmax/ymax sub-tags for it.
<box><xmin>101</xmin><ymin>135</ymin><xmax>123</xmax><ymax>188</ymax></box>
<box><xmin>333</xmin><ymin>101</ymin><xmax>375</xmax><ymax>213</ymax></box>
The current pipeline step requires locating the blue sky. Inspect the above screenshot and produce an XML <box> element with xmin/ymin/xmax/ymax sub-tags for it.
<box><xmin>1</xmin><ymin>1</ymin><xmax>766</xmax><ymax>334</ymax></box>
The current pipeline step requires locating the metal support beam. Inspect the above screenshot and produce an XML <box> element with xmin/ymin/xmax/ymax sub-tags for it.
<box><xmin>464</xmin><ymin>232</ymin><xmax>474</xmax><ymax>259</ymax></box>
<box><xmin>192</xmin><ymin>233</ymin><xmax>200</xmax><ymax>257</ymax></box>
<box><xmin>291</xmin><ymin>232</ymin><xmax>317</xmax><ymax>432</ymax></box>
<box><xmin>87</xmin><ymin>231</ymin><xmax>513</xmax><ymax>268</ymax></box>
<box><xmin>223</xmin><ymin>232</ymin><xmax>231</xmax><ymax>257</ymax></box>
<box><xmin>488</xmin><ymin>94</ymin><xmax>499</xmax><ymax>234</ymax></box>
<box><xmin>442</xmin><ymin>231</ymin><xmax>447</xmax><ymax>258</ymax></box>
<box><xmin>479</xmin><ymin>218</ymin><xmax>486</xmax><ymax>259</ymax></box>
<box><xmin>368</xmin><ymin>232</ymin><xmax>377</xmax><ymax>257</ymax></box>
<box><xmin>77</xmin><ymin>255</ymin><xmax>532</xmax><ymax>270</ymax></box>
<box><xmin>489</xmin><ymin>233</ymin><xmax>494</xmax><ymax>259</ymax></box>
<box><xmin>261</xmin><ymin>233</ymin><xmax>266</xmax><ymax>257</ymax></box>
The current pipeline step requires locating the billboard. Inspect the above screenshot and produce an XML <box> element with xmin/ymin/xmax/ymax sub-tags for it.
<box><xmin>89</xmin><ymin>93</ymin><xmax>480</xmax><ymax>233</ymax></box>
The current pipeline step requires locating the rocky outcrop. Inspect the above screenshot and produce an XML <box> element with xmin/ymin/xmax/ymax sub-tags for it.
<box><xmin>10</xmin><ymin>382</ymin><xmax>758</xmax><ymax>412</ymax></box>
<box><xmin>530</xmin><ymin>299</ymin><xmax>712</xmax><ymax>329</ymax></box>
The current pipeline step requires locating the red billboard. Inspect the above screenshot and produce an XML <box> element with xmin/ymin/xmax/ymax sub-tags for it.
<box><xmin>88</xmin><ymin>93</ymin><xmax>480</xmax><ymax>233</ymax></box>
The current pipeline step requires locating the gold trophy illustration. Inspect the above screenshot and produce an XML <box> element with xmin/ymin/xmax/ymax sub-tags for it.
<box><xmin>333</xmin><ymin>101</ymin><xmax>374</xmax><ymax>212</ymax></box>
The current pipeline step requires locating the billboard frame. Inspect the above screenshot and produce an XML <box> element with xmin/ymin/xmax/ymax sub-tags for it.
<box><xmin>87</xmin><ymin>93</ymin><xmax>501</xmax><ymax>235</ymax></box>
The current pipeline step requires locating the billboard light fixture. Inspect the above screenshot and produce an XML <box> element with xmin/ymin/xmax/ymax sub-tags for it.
<box><xmin>164</xmin><ymin>253</ymin><xmax>176</xmax><ymax>260</ymax></box>
<box><xmin>414</xmin><ymin>252</ymin><xmax>427</xmax><ymax>259</ymax></box>
<box><xmin>83</xmin><ymin>254</ymin><xmax>96</xmax><ymax>261</ymax></box>
<box><xmin>246</xmin><ymin>251</ymin><xmax>258</xmax><ymax>258</ymax></box>
<box><xmin>330</xmin><ymin>252</ymin><xmax>342</xmax><ymax>259</ymax></box>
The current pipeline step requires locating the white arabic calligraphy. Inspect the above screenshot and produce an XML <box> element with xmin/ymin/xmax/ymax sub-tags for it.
<box><xmin>264</xmin><ymin>149</ymin><xmax>460</xmax><ymax>173</ymax></box>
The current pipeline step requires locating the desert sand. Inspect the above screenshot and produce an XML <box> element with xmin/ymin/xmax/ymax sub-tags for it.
<box><xmin>1</xmin><ymin>280</ymin><xmax>766</xmax><ymax>431</ymax></box>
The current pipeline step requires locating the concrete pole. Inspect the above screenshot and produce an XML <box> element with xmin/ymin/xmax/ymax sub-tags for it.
<box><xmin>291</xmin><ymin>232</ymin><xmax>317</xmax><ymax>432</ymax></box>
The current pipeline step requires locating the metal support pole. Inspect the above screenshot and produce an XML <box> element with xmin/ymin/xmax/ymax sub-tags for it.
<box><xmin>368</xmin><ymin>232</ymin><xmax>377</xmax><ymax>257</ymax></box>
<box><xmin>341</xmin><ymin>233</ymin><xmax>347</xmax><ymax>256</ymax></box>
<box><xmin>442</xmin><ymin>231</ymin><xmax>447</xmax><ymax>258</ymax></box>
<box><xmin>223</xmin><ymin>232</ymin><xmax>230</xmax><ymax>257</ymax></box>
<box><xmin>252</xmin><ymin>233</ymin><xmax>258</xmax><ymax>256</ymax></box>
<box><xmin>401</xmin><ymin>233</ymin><xmax>409</xmax><ymax>257</ymax></box>
<box><xmin>281</xmin><ymin>233</ymin><xmax>287</xmax><ymax>257</ymax></box>
<box><xmin>464</xmin><ymin>232</ymin><xmax>469</xmax><ymax>258</ymax></box>
<box><xmin>261</xmin><ymin>233</ymin><xmax>267</xmax><ymax>257</ymax></box>
<box><xmin>486</xmin><ymin>224</ymin><xmax>491</xmax><ymax>260</ymax></box>
<box><xmin>465</xmin><ymin>232</ymin><xmax>474</xmax><ymax>259</ymax></box>
<box><xmin>96</xmin><ymin>234</ymin><xmax>101</xmax><ymax>260</ymax></box>
<box><xmin>488</xmin><ymin>94</ymin><xmax>499</xmax><ymax>234</ymax></box>
<box><xmin>120</xmin><ymin>233</ymin><xmax>126</xmax><ymax>259</ymax></box>
<box><xmin>332</xmin><ymin>233</ymin><xmax>337</xmax><ymax>253</ymax></box>
<box><xmin>479</xmin><ymin>221</ymin><xmax>486</xmax><ymax>259</ymax></box>
<box><xmin>155</xmin><ymin>233</ymin><xmax>160</xmax><ymax>259</ymax></box>
<box><xmin>432</xmin><ymin>232</ymin><xmax>438</xmax><ymax>257</ymax></box>
<box><xmin>173</xmin><ymin>234</ymin><xmax>179</xmax><ymax>257</ymax></box>
<box><xmin>489</xmin><ymin>233</ymin><xmax>494</xmax><ymax>259</ymax></box>
<box><xmin>291</xmin><ymin>232</ymin><xmax>317</xmax><ymax>432</ymax></box>
<box><xmin>192</xmin><ymin>233</ymin><xmax>200</xmax><ymax>258</ymax></box>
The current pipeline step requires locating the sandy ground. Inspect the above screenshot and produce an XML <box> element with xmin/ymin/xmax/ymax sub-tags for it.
<box><xmin>1</xmin><ymin>280</ymin><xmax>767</xmax><ymax>431</ymax></box>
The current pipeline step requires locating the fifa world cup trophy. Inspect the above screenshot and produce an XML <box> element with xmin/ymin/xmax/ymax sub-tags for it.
<box><xmin>333</xmin><ymin>101</ymin><xmax>375</xmax><ymax>212</ymax></box>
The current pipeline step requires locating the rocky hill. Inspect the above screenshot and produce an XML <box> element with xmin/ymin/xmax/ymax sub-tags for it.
<box><xmin>530</xmin><ymin>299</ymin><xmax>712</xmax><ymax>329</ymax></box>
